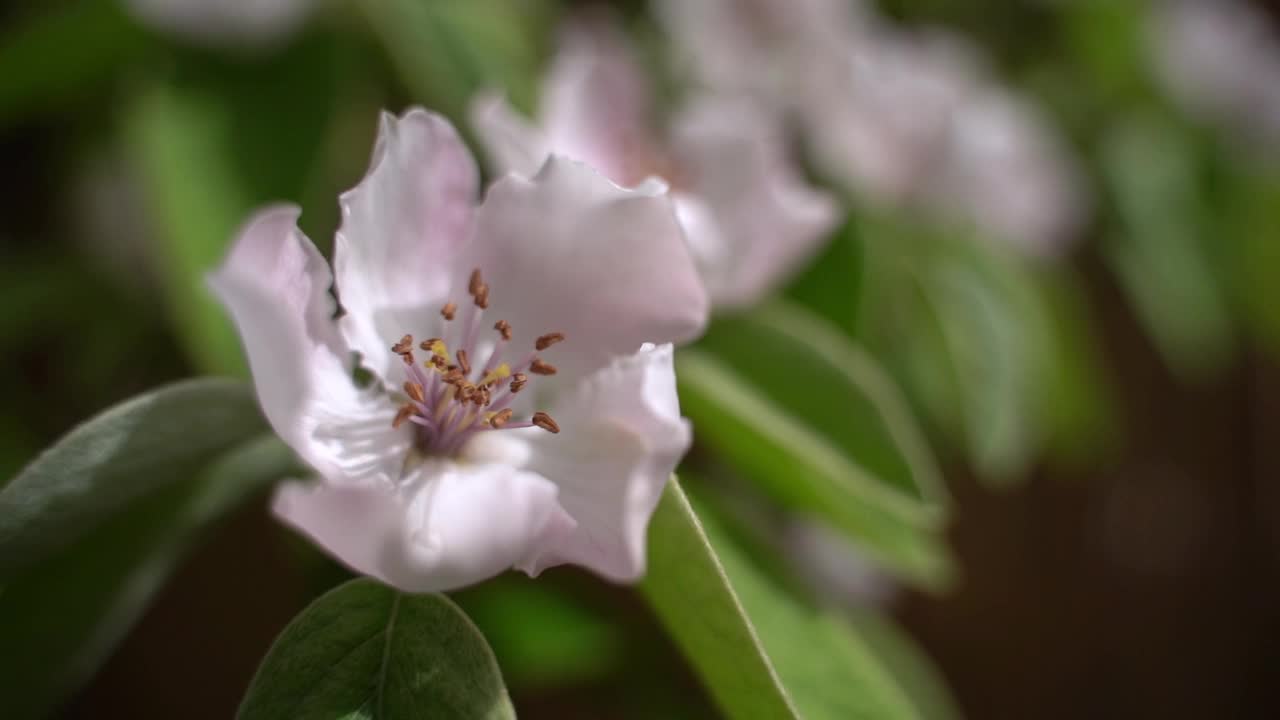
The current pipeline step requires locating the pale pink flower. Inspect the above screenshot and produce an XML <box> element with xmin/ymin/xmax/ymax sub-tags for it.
<box><xmin>1148</xmin><ymin>0</ymin><xmax>1280</xmax><ymax>154</ymax></box>
<box><xmin>471</xmin><ymin>14</ymin><xmax>839</xmax><ymax>310</ymax></box>
<box><xmin>655</xmin><ymin>0</ymin><xmax>1086</xmax><ymax>255</ymax></box>
<box><xmin>210</xmin><ymin>108</ymin><xmax>708</xmax><ymax>591</ymax></box>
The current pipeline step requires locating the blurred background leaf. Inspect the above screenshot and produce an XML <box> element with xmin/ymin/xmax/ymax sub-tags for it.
<box><xmin>0</xmin><ymin>378</ymin><xmax>266</xmax><ymax>579</ymax></box>
<box><xmin>0</xmin><ymin>435</ymin><xmax>295</xmax><ymax>720</ymax></box>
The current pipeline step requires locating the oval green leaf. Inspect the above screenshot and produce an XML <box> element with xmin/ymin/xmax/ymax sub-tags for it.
<box><xmin>239</xmin><ymin>579</ymin><xmax>516</xmax><ymax>720</ymax></box>
<box><xmin>0</xmin><ymin>378</ymin><xmax>267</xmax><ymax>580</ymax></box>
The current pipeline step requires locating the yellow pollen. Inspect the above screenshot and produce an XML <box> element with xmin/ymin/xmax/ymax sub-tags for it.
<box><xmin>480</xmin><ymin>363</ymin><xmax>511</xmax><ymax>386</ymax></box>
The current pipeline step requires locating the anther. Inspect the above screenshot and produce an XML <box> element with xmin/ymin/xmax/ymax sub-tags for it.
<box><xmin>392</xmin><ymin>334</ymin><xmax>414</xmax><ymax>355</ymax></box>
<box><xmin>535</xmin><ymin>332</ymin><xmax>565</xmax><ymax>351</ymax></box>
<box><xmin>441</xmin><ymin>302</ymin><xmax>457</xmax><ymax>320</ymax></box>
<box><xmin>392</xmin><ymin>404</ymin><xmax>415</xmax><ymax>429</ymax></box>
<box><xmin>443</xmin><ymin>368</ymin><xmax>465</xmax><ymax>385</ymax></box>
<box><xmin>489</xmin><ymin>408</ymin><xmax>514</xmax><ymax>428</ymax></box>
<box><xmin>510</xmin><ymin>372</ymin><xmax>527</xmax><ymax>393</ymax></box>
<box><xmin>494</xmin><ymin>320</ymin><xmax>512</xmax><ymax>341</ymax></box>
<box><xmin>469</xmin><ymin>268</ymin><xmax>484</xmax><ymax>296</ymax></box>
<box><xmin>403</xmin><ymin>382</ymin><xmax>425</xmax><ymax>404</ymax></box>
<box><xmin>530</xmin><ymin>358</ymin><xmax>558</xmax><ymax>376</ymax></box>
<box><xmin>419</xmin><ymin>337</ymin><xmax>441</xmax><ymax>352</ymax></box>
<box><xmin>456</xmin><ymin>349</ymin><xmax>471</xmax><ymax>376</ymax></box>
<box><xmin>474</xmin><ymin>285</ymin><xmax>490</xmax><ymax>309</ymax></box>
<box><xmin>532</xmin><ymin>411</ymin><xmax>560</xmax><ymax>434</ymax></box>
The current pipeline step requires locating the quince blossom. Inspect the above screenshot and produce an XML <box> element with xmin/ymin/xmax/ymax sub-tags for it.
<box><xmin>211</xmin><ymin>109</ymin><xmax>708</xmax><ymax>591</ymax></box>
<box><xmin>471</xmin><ymin>14</ymin><xmax>839</xmax><ymax>309</ymax></box>
<box><xmin>655</xmin><ymin>0</ymin><xmax>1087</xmax><ymax>256</ymax></box>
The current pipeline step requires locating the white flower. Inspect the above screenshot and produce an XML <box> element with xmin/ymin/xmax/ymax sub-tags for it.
<box><xmin>1148</xmin><ymin>0</ymin><xmax>1280</xmax><ymax>154</ymax></box>
<box><xmin>652</xmin><ymin>0</ymin><xmax>863</xmax><ymax>114</ymax></box>
<box><xmin>471</xmin><ymin>13</ymin><xmax>839</xmax><ymax>310</ymax></box>
<box><xmin>210</xmin><ymin>108</ymin><xmax>709</xmax><ymax>591</ymax></box>
<box><xmin>654</xmin><ymin>0</ymin><xmax>1086</xmax><ymax>255</ymax></box>
<box><xmin>807</xmin><ymin>25</ymin><xmax>1087</xmax><ymax>256</ymax></box>
<box><xmin>126</xmin><ymin>0</ymin><xmax>314</xmax><ymax>47</ymax></box>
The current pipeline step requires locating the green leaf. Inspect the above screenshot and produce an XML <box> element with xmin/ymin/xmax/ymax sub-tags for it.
<box><xmin>1101</xmin><ymin>114</ymin><xmax>1235</xmax><ymax>379</ymax></box>
<box><xmin>0</xmin><ymin>378</ymin><xmax>267</xmax><ymax>580</ymax></box>
<box><xmin>642</xmin><ymin>477</ymin><xmax>945</xmax><ymax>720</ymax></box>
<box><xmin>681</xmin><ymin>300</ymin><xmax>951</xmax><ymax>588</ymax></box>
<box><xmin>125</xmin><ymin>33</ymin><xmax>344</xmax><ymax>376</ymax></box>
<box><xmin>0</xmin><ymin>0</ymin><xmax>151</xmax><ymax>128</ymax></box>
<box><xmin>0</xmin><ymin>434</ymin><xmax>296</xmax><ymax>720</ymax></box>
<box><xmin>239</xmin><ymin>579</ymin><xmax>516</xmax><ymax>720</ymax></box>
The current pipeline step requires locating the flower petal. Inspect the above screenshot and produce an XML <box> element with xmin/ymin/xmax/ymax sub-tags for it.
<box><xmin>461</xmin><ymin>157</ymin><xmax>709</xmax><ymax>380</ymax></box>
<box><xmin>469</xmin><ymin>91</ymin><xmax>552</xmax><ymax>178</ymax></box>
<box><xmin>209</xmin><ymin>206</ymin><xmax>410</xmax><ymax>487</ymax></box>
<box><xmin>335</xmin><ymin>108</ymin><xmax>480</xmax><ymax>380</ymax></box>
<box><xmin>272</xmin><ymin>463</ymin><xmax>574</xmax><ymax>593</ymax></box>
<box><xmin>521</xmin><ymin>343</ymin><xmax>691</xmax><ymax>582</ymax></box>
<box><xmin>928</xmin><ymin>90</ymin><xmax>1086</xmax><ymax>255</ymax></box>
<box><xmin>539</xmin><ymin>14</ymin><xmax>658</xmax><ymax>185</ymax></box>
<box><xmin>671</xmin><ymin>95</ymin><xmax>841</xmax><ymax>308</ymax></box>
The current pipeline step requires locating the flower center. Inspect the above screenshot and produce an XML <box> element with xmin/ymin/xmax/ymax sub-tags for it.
<box><xmin>387</xmin><ymin>267</ymin><xmax>563</xmax><ymax>457</ymax></box>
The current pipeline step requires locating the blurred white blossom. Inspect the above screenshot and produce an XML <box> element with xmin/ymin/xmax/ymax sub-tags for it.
<box><xmin>656</xmin><ymin>0</ymin><xmax>1088</xmax><ymax>256</ymax></box>
<box><xmin>1148</xmin><ymin>0</ymin><xmax>1280</xmax><ymax>154</ymax></box>
<box><xmin>472</xmin><ymin>13</ymin><xmax>839</xmax><ymax>309</ymax></box>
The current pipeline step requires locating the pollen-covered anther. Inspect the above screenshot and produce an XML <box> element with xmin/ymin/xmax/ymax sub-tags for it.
<box><xmin>473</xmin><ymin>284</ymin><xmax>490</xmax><ymax>309</ymax></box>
<box><xmin>494</xmin><ymin>320</ymin><xmax>512</xmax><ymax>341</ymax></box>
<box><xmin>442</xmin><ymin>368</ymin><xmax>464</xmax><ymax>385</ymax></box>
<box><xmin>532</xmin><ymin>411</ymin><xmax>560</xmax><ymax>434</ymax></box>
<box><xmin>510</xmin><ymin>372</ymin><xmax>528</xmax><ymax>393</ymax></box>
<box><xmin>489</xmin><ymin>408</ymin><xmax>514</xmax><ymax>428</ymax></box>
<box><xmin>428</xmin><ymin>354</ymin><xmax>447</xmax><ymax>370</ymax></box>
<box><xmin>535</xmin><ymin>332</ymin><xmax>565</xmax><ymax>351</ymax></box>
<box><xmin>468</xmin><ymin>268</ymin><xmax>484</xmax><ymax>295</ymax></box>
<box><xmin>441</xmin><ymin>302</ymin><xmax>457</xmax><ymax>320</ymax></box>
<box><xmin>403</xmin><ymin>381</ymin><xmax>426</xmax><ymax>404</ymax></box>
<box><xmin>456</xmin><ymin>349</ymin><xmax>471</xmax><ymax>376</ymax></box>
<box><xmin>530</xmin><ymin>358</ymin><xmax>557</xmax><ymax>376</ymax></box>
<box><xmin>458</xmin><ymin>383</ymin><xmax>477</xmax><ymax>402</ymax></box>
<box><xmin>419</xmin><ymin>337</ymin><xmax>442</xmax><ymax>352</ymax></box>
<box><xmin>392</xmin><ymin>404</ymin><xmax>415</xmax><ymax>429</ymax></box>
<box><xmin>392</xmin><ymin>334</ymin><xmax>414</xmax><ymax>355</ymax></box>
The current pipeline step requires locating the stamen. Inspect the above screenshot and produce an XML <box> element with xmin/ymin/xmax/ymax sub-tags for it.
<box><xmin>474</xmin><ymin>285</ymin><xmax>490</xmax><ymax>309</ymax></box>
<box><xmin>441</xmin><ymin>302</ymin><xmax>457</xmax><ymax>320</ymax></box>
<box><xmin>530</xmin><ymin>358</ymin><xmax>558</xmax><ymax>376</ymax></box>
<box><xmin>510</xmin><ymin>372</ymin><xmax>528</xmax><ymax>393</ymax></box>
<box><xmin>456</xmin><ymin>349</ymin><xmax>471</xmax><ymax>376</ymax></box>
<box><xmin>419</xmin><ymin>337</ymin><xmax>441</xmax><ymax>352</ymax></box>
<box><xmin>489</xmin><ymin>408</ymin><xmax>514</xmax><ymax>428</ymax></box>
<box><xmin>392</xmin><ymin>404</ymin><xmax>415</xmax><ymax>429</ymax></box>
<box><xmin>469</xmin><ymin>268</ymin><xmax>484</xmax><ymax>296</ymax></box>
<box><xmin>403</xmin><ymin>382</ymin><xmax>425</xmax><ymax>404</ymax></box>
<box><xmin>532</xmin><ymin>411</ymin><xmax>560</xmax><ymax>434</ymax></box>
<box><xmin>535</xmin><ymin>332</ymin><xmax>565</xmax><ymax>351</ymax></box>
<box><xmin>392</xmin><ymin>335</ymin><xmax>414</xmax><ymax>355</ymax></box>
